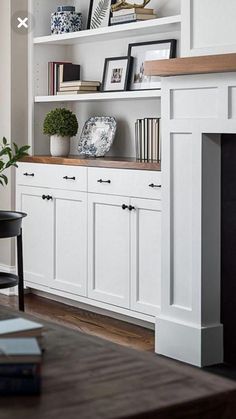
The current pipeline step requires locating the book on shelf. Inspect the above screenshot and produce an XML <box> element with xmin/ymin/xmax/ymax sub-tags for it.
<box><xmin>59</xmin><ymin>63</ymin><xmax>81</xmax><ymax>84</ymax></box>
<box><xmin>135</xmin><ymin>118</ymin><xmax>161</xmax><ymax>162</ymax></box>
<box><xmin>112</xmin><ymin>7</ymin><xmax>154</xmax><ymax>16</ymax></box>
<box><xmin>110</xmin><ymin>13</ymin><xmax>157</xmax><ymax>24</ymax></box>
<box><xmin>60</xmin><ymin>80</ymin><xmax>101</xmax><ymax>88</ymax></box>
<box><xmin>59</xmin><ymin>86</ymin><xmax>98</xmax><ymax>92</ymax></box>
<box><xmin>0</xmin><ymin>318</ymin><xmax>43</xmax><ymax>339</ymax></box>
<box><xmin>48</xmin><ymin>62</ymin><xmax>81</xmax><ymax>95</ymax></box>
<box><xmin>57</xmin><ymin>90</ymin><xmax>98</xmax><ymax>95</ymax></box>
<box><xmin>48</xmin><ymin>61</ymin><xmax>71</xmax><ymax>96</ymax></box>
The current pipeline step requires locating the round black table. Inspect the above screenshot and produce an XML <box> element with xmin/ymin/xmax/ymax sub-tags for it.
<box><xmin>0</xmin><ymin>211</ymin><xmax>27</xmax><ymax>311</ymax></box>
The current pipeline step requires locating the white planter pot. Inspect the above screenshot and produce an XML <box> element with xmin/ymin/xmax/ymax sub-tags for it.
<box><xmin>50</xmin><ymin>135</ymin><xmax>70</xmax><ymax>157</ymax></box>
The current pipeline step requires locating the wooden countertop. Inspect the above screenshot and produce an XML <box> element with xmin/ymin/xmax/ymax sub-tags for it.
<box><xmin>1</xmin><ymin>305</ymin><xmax>236</xmax><ymax>419</ymax></box>
<box><xmin>21</xmin><ymin>155</ymin><xmax>161</xmax><ymax>171</ymax></box>
<box><xmin>144</xmin><ymin>53</ymin><xmax>236</xmax><ymax>77</ymax></box>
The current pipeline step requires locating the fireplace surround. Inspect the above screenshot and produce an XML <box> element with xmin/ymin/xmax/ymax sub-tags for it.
<box><xmin>157</xmin><ymin>72</ymin><xmax>236</xmax><ymax>366</ymax></box>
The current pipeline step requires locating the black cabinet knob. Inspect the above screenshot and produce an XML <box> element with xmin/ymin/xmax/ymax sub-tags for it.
<box><xmin>97</xmin><ymin>179</ymin><xmax>111</xmax><ymax>184</ymax></box>
<box><xmin>122</xmin><ymin>204</ymin><xmax>128</xmax><ymax>210</ymax></box>
<box><xmin>24</xmin><ymin>173</ymin><xmax>34</xmax><ymax>177</ymax></box>
<box><xmin>63</xmin><ymin>176</ymin><xmax>76</xmax><ymax>180</ymax></box>
<box><xmin>42</xmin><ymin>195</ymin><xmax>47</xmax><ymax>200</ymax></box>
<box><xmin>46</xmin><ymin>195</ymin><xmax>53</xmax><ymax>201</ymax></box>
<box><xmin>149</xmin><ymin>183</ymin><xmax>161</xmax><ymax>188</ymax></box>
<box><xmin>129</xmin><ymin>205</ymin><xmax>136</xmax><ymax>211</ymax></box>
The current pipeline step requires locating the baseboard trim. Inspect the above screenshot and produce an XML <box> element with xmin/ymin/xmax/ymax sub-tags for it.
<box><xmin>0</xmin><ymin>264</ymin><xmax>16</xmax><ymax>296</ymax></box>
<box><xmin>28</xmin><ymin>287</ymin><xmax>155</xmax><ymax>330</ymax></box>
<box><xmin>156</xmin><ymin>317</ymin><xmax>223</xmax><ymax>367</ymax></box>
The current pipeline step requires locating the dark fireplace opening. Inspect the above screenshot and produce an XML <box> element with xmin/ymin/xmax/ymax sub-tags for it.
<box><xmin>221</xmin><ymin>134</ymin><xmax>236</xmax><ymax>365</ymax></box>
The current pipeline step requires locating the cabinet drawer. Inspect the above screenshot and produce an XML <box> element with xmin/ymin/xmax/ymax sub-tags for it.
<box><xmin>88</xmin><ymin>168</ymin><xmax>161</xmax><ymax>199</ymax></box>
<box><xmin>17</xmin><ymin>163</ymin><xmax>87</xmax><ymax>191</ymax></box>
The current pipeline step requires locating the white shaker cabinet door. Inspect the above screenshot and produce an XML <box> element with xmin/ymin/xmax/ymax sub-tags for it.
<box><xmin>16</xmin><ymin>186</ymin><xmax>54</xmax><ymax>288</ymax></box>
<box><xmin>88</xmin><ymin>194</ymin><xmax>130</xmax><ymax>308</ymax></box>
<box><xmin>52</xmin><ymin>190</ymin><xmax>87</xmax><ymax>296</ymax></box>
<box><xmin>130</xmin><ymin>198</ymin><xmax>161</xmax><ymax>316</ymax></box>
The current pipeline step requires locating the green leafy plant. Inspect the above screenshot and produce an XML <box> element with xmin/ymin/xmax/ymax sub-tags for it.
<box><xmin>43</xmin><ymin>108</ymin><xmax>78</xmax><ymax>138</ymax></box>
<box><xmin>0</xmin><ymin>137</ymin><xmax>30</xmax><ymax>186</ymax></box>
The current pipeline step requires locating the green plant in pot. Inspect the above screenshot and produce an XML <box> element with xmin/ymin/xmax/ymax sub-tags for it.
<box><xmin>43</xmin><ymin>108</ymin><xmax>78</xmax><ymax>157</ymax></box>
<box><xmin>0</xmin><ymin>137</ymin><xmax>30</xmax><ymax>186</ymax></box>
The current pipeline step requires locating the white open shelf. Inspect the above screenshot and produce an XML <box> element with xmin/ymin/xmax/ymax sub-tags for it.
<box><xmin>35</xmin><ymin>90</ymin><xmax>161</xmax><ymax>103</ymax></box>
<box><xmin>34</xmin><ymin>15</ymin><xmax>181</xmax><ymax>45</ymax></box>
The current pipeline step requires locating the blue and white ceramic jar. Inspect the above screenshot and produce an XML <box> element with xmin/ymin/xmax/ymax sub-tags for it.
<box><xmin>51</xmin><ymin>8</ymin><xmax>82</xmax><ymax>34</ymax></box>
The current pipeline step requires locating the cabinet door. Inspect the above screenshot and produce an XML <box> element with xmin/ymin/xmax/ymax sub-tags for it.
<box><xmin>52</xmin><ymin>190</ymin><xmax>87</xmax><ymax>296</ymax></box>
<box><xmin>131</xmin><ymin>198</ymin><xmax>161</xmax><ymax>316</ymax></box>
<box><xmin>88</xmin><ymin>194</ymin><xmax>130</xmax><ymax>308</ymax></box>
<box><xmin>16</xmin><ymin>186</ymin><xmax>54</xmax><ymax>287</ymax></box>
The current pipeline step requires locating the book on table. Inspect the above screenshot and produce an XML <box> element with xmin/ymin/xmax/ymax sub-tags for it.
<box><xmin>0</xmin><ymin>317</ymin><xmax>43</xmax><ymax>338</ymax></box>
<box><xmin>0</xmin><ymin>338</ymin><xmax>42</xmax><ymax>395</ymax></box>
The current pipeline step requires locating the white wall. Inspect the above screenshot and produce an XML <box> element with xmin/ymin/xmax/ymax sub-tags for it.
<box><xmin>0</xmin><ymin>0</ymin><xmax>28</xmax><ymax>268</ymax></box>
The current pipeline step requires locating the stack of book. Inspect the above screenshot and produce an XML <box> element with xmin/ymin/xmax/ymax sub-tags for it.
<box><xmin>48</xmin><ymin>62</ymin><xmax>81</xmax><ymax>95</ymax></box>
<box><xmin>57</xmin><ymin>80</ymin><xmax>101</xmax><ymax>95</ymax></box>
<box><xmin>0</xmin><ymin>318</ymin><xmax>43</xmax><ymax>396</ymax></box>
<box><xmin>135</xmin><ymin>118</ymin><xmax>161</xmax><ymax>162</ymax></box>
<box><xmin>110</xmin><ymin>7</ymin><xmax>157</xmax><ymax>25</ymax></box>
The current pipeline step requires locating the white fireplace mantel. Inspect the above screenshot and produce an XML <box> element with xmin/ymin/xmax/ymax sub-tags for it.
<box><xmin>158</xmin><ymin>72</ymin><xmax>236</xmax><ymax>366</ymax></box>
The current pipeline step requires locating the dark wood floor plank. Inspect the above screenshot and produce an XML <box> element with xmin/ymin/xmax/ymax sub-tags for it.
<box><xmin>0</xmin><ymin>294</ymin><xmax>155</xmax><ymax>352</ymax></box>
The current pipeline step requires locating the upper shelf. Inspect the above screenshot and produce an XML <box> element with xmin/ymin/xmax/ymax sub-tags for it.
<box><xmin>144</xmin><ymin>53</ymin><xmax>236</xmax><ymax>77</ymax></box>
<box><xmin>33</xmin><ymin>15</ymin><xmax>181</xmax><ymax>46</ymax></box>
<box><xmin>35</xmin><ymin>90</ymin><xmax>161</xmax><ymax>103</ymax></box>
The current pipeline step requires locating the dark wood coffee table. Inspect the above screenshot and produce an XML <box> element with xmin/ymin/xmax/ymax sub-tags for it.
<box><xmin>0</xmin><ymin>306</ymin><xmax>235</xmax><ymax>419</ymax></box>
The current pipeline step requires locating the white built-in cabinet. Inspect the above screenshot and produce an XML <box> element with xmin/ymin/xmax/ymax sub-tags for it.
<box><xmin>17</xmin><ymin>186</ymin><xmax>87</xmax><ymax>296</ymax></box>
<box><xmin>16</xmin><ymin>163</ymin><xmax>161</xmax><ymax>322</ymax></box>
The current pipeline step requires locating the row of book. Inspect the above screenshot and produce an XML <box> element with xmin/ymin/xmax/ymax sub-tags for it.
<box><xmin>0</xmin><ymin>318</ymin><xmax>43</xmax><ymax>395</ymax></box>
<box><xmin>48</xmin><ymin>61</ymin><xmax>101</xmax><ymax>95</ymax></box>
<box><xmin>135</xmin><ymin>118</ymin><xmax>161</xmax><ymax>162</ymax></box>
<box><xmin>111</xmin><ymin>7</ymin><xmax>157</xmax><ymax>25</ymax></box>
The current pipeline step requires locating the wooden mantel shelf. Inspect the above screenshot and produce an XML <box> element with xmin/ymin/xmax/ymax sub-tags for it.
<box><xmin>144</xmin><ymin>53</ymin><xmax>236</xmax><ymax>77</ymax></box>
<box><xmin>21</xmin><ymin>156</ymin><xmax>161</xmax><ymax>171</ymax></box>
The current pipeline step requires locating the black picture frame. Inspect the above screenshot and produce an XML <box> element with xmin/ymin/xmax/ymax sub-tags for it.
<box><xmin>101</xmin><ymin>56</ymin><xmax>133</xmax><ymax>92</ymax></box>
<box><xmin>87</xmin><ymin>0</ymin><xmax>114</xmax><ymax>30</ymax></box>
<box><xmin>127</xmin><ymin>39</ymin><xmax>177</xmax><ymax>91</ymax></box>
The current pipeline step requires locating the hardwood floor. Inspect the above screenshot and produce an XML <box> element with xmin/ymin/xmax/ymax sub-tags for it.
<box><xmin>0</xmin><ymin>294</ymin><xmax>155</xmax><ymax>352</ymax></box>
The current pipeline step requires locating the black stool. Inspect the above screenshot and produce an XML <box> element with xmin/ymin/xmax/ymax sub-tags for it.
<box><xmin>0</xmin><ymin>211</ymin><xmax>27</xmax><ymax>311</ymax></box>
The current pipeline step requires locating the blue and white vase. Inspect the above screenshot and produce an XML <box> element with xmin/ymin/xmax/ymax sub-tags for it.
<box><xmin>51</xmin><ymin>11</ymin><xmax>82</xmax><ymax>34</ymax></box>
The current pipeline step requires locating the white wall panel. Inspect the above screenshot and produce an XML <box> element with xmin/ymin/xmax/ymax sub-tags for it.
<box><xmin>182</xmin><ymin>0</ymin><xmax>236</xmax><ymax>56</ymax></box>
<box><xmin>170</xmin><ymin>133</ymin><xmax>193</xmax><ymax>309</ymax></box>
<box><xmin>170</xmin><ymin>88</ymin><xmax>218</xmax><ymax>119</ymax></box>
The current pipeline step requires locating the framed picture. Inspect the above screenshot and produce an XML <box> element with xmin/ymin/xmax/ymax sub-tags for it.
<box><xmin>128</xmin><ymin>39</ymin><xmax>176</xmax><ymax>90</ymax></box>
<box><xmin>102</xmin><ymin>56</ymin><xmax>133</xmax><ymax>92</ymax></box>
<box><xmin>87</xmin><ymin>0</ymin><xmax>113</xmax><ymax>29</ymax></box>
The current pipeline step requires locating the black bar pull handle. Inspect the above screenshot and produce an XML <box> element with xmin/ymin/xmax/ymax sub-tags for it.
<box><xmin>97</xmin><ymin>179</ymin><xmax>111</xmax><ymax>184</ymax></box>
<box><xmin>149</xmin><ymin>183</ymin><xmax>161</xmax><ymax>188</ymax></box>
<box><xmin>42</xmin><ymin>195</ymin><xmax>53</xmax><ymax>201</ymax></box>
<box><xmin>24</xmin><ymin>173</ymin><xmax>34</xmax><ymax>177</ymax></box>
<box><xmin>63</xmin><ymin>176</ymin><xmax>76</xmax><ymax>180</ymax></box>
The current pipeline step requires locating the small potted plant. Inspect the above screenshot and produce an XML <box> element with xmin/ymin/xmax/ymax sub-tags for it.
<box><xmin>43</xmin><ymin>108</ymin><xmax>78</xmax><ymax>157</ymax></box>
<box><xmin>0</xmin><ymin>137</ymin><xmax>30</xmax><ymax>186</ymax></box>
